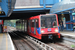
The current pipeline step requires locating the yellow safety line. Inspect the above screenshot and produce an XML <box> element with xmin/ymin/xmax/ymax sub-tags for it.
<box><xmin>0</xmin><ymin>33</ymin><xmax>3</xmax><ymax>49</ymax></box>
<box><xmin>6</xmin><ymin>33</ymin><xmax>8</xmax><ymax>50</ymax></box>
<box><xmin>0</xmin><ymin>34</ymin><xmax>3</xmax><ymax>48</ymax></box>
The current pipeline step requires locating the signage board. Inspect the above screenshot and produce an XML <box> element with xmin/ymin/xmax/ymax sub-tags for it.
<box><xmin>72</xmin><ymin>13</ymin><xmax>75</xmax><ymax>15</ymax></box>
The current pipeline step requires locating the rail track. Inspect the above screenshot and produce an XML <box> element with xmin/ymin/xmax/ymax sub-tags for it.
<box><xmin>54</xmin><ymin>43</ymin><xmax>74</xmax><ymax>50</ymax></box>
<box><xmin>9</xmin><ymin>31</ymin><xmax>55</xmax><ymax>50</ymax></box>
<box><xmin>9</xmin><ymin>31</ymin><xmax>75</xmax><ymax>50</ymax></box>
<box><xmin>63</xmin><ymin>37</ymin><xmax>75</xmax><ymax>43</ymax></box>
<box><xmin>46</xmin><ymin>39</ymin><xmax>75</xmax><ymax>50</ymax></box>
<box><xmin>9</xmin><ymin>32</ymin><xmax>35</xmax><ymax>50</ymax></box>
<box><xmin>8</xmin><ymin>26</ymin><xmax>75</xmax><ymax>50</ymax></box>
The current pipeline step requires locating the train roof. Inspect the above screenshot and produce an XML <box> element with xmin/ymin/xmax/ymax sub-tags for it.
<box><xmin>29</xmin><ymin>14</ymin><xmax>57</xmax><ymax>19</ymax></box>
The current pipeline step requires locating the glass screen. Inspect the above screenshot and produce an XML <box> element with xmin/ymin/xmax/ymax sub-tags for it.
<box><xmin>41</xmin><ymin>15</ymin><xmax>57</xmax><ymax>28</ymax></box>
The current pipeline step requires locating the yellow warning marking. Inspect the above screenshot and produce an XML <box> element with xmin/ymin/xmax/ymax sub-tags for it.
<box><xmin>0</xmin><ymin>33</ymin><xmax>3</xmax><ymax>49</ymax></box>
<box><xmin>6</xmin><ymin>33</ymin><xmax>8</xmax><ymax>50</ymax></box>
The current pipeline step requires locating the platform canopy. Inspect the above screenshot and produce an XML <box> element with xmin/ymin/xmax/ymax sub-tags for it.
<box><xmin>50</xmin><ymin>0</ymin><xmax>75</xmax><ymax>14</ymax></box>
<box><xmin>0</xmin><ymin>0</ymin><xmax>16</xmax><ymax>17</ymax></box>
<box><xmin>7</xmin><ymin>0</ymin><xmax>16</xmax><ymax>16</ymax></box>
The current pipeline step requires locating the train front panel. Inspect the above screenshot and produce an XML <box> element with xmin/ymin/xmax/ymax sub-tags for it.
<box><xmin>40</xmin><ymin>14</ymin><xmax>60</xmax><ymax>39</ymax></box>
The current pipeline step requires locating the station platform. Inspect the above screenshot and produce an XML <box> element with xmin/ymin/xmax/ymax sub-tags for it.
<box><xmin>60</xmin><ymin>30</ymin><xmax>75</xmax><ymax>38</ymax></box>
<box><xmin>0</xmin><ymin>33</ymin><xmax>15</xmax><ymax>50</ymax></box>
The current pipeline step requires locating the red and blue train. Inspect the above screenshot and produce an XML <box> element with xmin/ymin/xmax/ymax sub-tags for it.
<box><xmin>16</xmin><ymin>14</ymin><xmax>61</xmax><ymax>40</ymax></box>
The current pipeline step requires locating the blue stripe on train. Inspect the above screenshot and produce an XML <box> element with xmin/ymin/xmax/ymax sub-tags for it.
<box><xmin>58</xmin><ymin>26</ymin><xmax>60</xmax><ymax>33</ymax></box>
<box><xmin>36</xmin><ymin>28</ymin><xmax>41</xmax><ymax>34</ymax></box>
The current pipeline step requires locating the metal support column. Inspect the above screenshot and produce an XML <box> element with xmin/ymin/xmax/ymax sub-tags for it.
<box><xmin>69</xmin><ymin>10</ymin><xmax>73</xmax><ymax>30</ymax></box>
<box><xmin>43</xmin><ymin>0</ymin><xmax>46</xmax><ymax>9</ymax></box>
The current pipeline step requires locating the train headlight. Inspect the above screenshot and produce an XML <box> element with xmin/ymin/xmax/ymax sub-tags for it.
<box><xmin>55</xmin><ymin>29</ymin><xmax>58</xmax><ymax>32</ymax></box>
<box><xmin>41</xmin><ymin>30</ymin><xmax>44</xmax><ymax>33</ymax></box>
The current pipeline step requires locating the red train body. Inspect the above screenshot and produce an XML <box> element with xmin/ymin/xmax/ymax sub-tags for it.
<box><xmin>27</xmin><ymin>14</ymin><xmax>60</xmax><ymax>39</ymax></box>
<box><xmin>16</xmin><ymin>14</ymin><xmax>61</xmax><ymax>40</ymax></box>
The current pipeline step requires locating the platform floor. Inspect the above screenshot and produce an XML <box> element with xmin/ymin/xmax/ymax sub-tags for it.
<box><xmin>60</xmin><ymin>31</ymin><xmax>75</xmax><ymax>38</ymax></box>
<box><xmin>0</xmin><ymin>33</ymin><xmax>15</xmax><ymax>50</ymax></box>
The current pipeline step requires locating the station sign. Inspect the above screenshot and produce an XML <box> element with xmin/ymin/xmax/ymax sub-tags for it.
<box><xmin>72</xmin><ymin>13</ymin><xmax>75</xmax><ymax>15</ymax></box>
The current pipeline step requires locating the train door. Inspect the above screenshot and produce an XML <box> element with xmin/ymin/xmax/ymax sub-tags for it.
<box><xmin>29</xmin><ymin>20</ymin><xmax>31</xmax><ymax>32</ymax></box>
<box><xmin>24</xmin><ymin>20</ymin><xmax>27</xmax><ymax>32</ymax></box>
<box><xmin>21</xmin><ymin>20</ymin><xmax>23</xmax><ymax>31</ymax></box>
<box><xmin>31</xmin><ymin>19</ymin><xmax>36</xmax><ymax>34</ymax></box>
<box><xmin>35</xmin><ymin>19</ymin><xmax>39</xmax><ymax>34</ymax></box>
<box><xmin>34</xmin><ymin>19</ymin><xmax>39</xmax><ymax>35</ymax></box>
<box><xmin>34</xmin><ymin>19</ymin><xmax>36</xmax><ymax>34</ymax></box>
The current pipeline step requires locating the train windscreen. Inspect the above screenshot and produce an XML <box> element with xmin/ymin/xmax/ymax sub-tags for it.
<box><xmin>41</xmin><ymin>15</ymin><xmax>57</xmax><ymax>28</ymax></box>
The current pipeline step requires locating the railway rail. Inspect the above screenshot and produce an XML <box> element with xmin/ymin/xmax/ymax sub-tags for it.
<box><xmin>63</xmin><ymin>37</ymin><xmax>75</xmax><ymax>43</ymax></box>
<box><xmin>9</xmin><ymin>31</ymin><xmax>55</xmax><ymax>50</ymax></box>
<box><xmin>7</xmin><ymin>26</ymin><xmax>75</xmax><ymax>50</ymax></box>
<box><xmin>54</xmin><ymin>43</ymin><xmax>74</xmax><ymax>50</ymax></box>
<box><xmin>46</xmin><ymin>39</ymin><xmax>75</xmax><ymax>50</ymax></box>
<box><xmin>9</xmin><ymin>31</ymin><xmax>75</xmax><ymax>50</ymax></box>
<box><xmin>13</xmin><ymin>39</ymin><xmax>35</xmax><ymax>50</ymax></box>
<box><xmin>9</xmin><ymin>32</ymin><xmax>35</xmax><ymax>50</ymax></box>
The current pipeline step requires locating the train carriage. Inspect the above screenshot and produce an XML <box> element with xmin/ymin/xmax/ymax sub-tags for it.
<box><xmin>16</xmin><ymin>14</ymin><xmax>61</xmax><ymax>40</ymax></box>
<box><xmin>27</xmin><ymin>14</ymin><xmax>60</xmax><ymax>40</ymax></box>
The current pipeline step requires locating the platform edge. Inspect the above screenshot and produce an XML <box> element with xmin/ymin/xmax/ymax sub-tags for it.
<box><xmin>7</xmin><ymin>33</ymin><xmax>15</xmax><ymax>50</ymax></box>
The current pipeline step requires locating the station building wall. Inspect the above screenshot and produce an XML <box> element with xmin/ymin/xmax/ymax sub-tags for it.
<box><xmin>15</xmin><ymin>0</ymin><xmax>40</xmax><ymax>6</ymax></box>
<box><xmin>15</xmin><ymin>0</ymin><xmax>60</xmax><ymax>7</ymax></box>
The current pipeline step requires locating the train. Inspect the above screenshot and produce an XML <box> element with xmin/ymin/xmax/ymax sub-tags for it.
<box><xmin>16</xmin><ymin>14</ymin><xmax>61</xmax><ymax>40</ymax></box>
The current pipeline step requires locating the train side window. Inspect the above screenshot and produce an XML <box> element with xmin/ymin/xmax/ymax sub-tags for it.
<box><xmin>31</xmin><ymin>20</ymin><xmax>34</xmax><ymax>27</ymax></box>
<box><xmin>24</xmin><ymin>20</ymin><xmax>27</xmax><ymax>32</ymax></box>
<box><xmin>23</xmin><ymin>20</ymin><xmax>25</xmax><ymax>31</ymax></box>
<box><xmin>17</xmin><ymin>21</ymin><xmax>19</xmax><ymax>29</ymax></box>
<box><xmin>19</xmin><ymin>21</ymin><xmax>21</xmax><ymax>30</ymax></box>
<box><xmin>20</xmin><ymin>21</ymin><xmax>22</xmax><ymax>30</ymax></box>
<box><xmin>21</xmin><ymin>21</ymin><xmax>23</xmax><ymax>31</ymax></box>
<box><xmin>34</xmin><ymin>19</ymin><xmax>36</xmax><ymax>34</ymax></box>
<box><xmin>36</xmin><ymin>19</ymin><xmax>39</xmax><ymax>28</ymax></box>
<box><xmin>29</xmin><ymin>20</ymin><xmax>31</xmax><ymax>32</ymax></box>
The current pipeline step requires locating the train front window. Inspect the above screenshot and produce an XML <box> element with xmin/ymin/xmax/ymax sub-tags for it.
<box><xmin>41</xmin><ymin>15</ymin><xmax>57</xmax><ymax>28</ymax></box>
